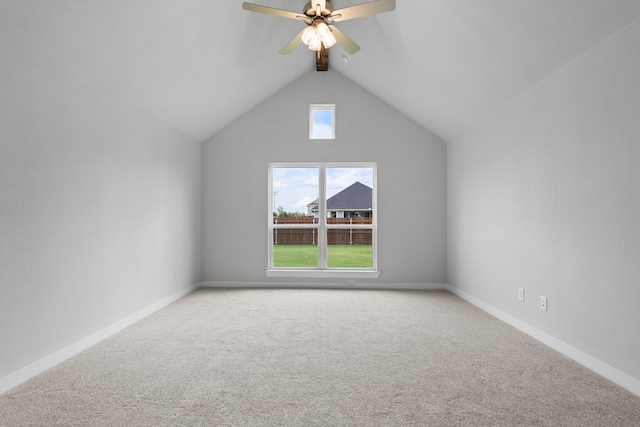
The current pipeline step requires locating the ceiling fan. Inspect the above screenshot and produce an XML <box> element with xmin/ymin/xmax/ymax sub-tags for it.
<box><xmin>242</xmin><ymin>0</ymin><xmax>396</xmax><ymax>70</ymax></box>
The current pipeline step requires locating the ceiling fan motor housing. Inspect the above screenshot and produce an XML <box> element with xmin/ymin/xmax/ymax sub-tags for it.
<box><xmin>303</xmin><ymin>1</ymin><xmax>333</xmax><ymax>17</ymax></box>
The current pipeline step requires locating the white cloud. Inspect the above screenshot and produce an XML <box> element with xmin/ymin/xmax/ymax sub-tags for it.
<box><xmin>326</xmin><ymin>168</ymin><xmax>373</xmax><ymax>197</ymax></box>
<box><xmin>272</xmin><ymin>167</ymin><xmax>319</xmax><ymax>213</ymax></box>
<box><xmin>312</xmin><ymin>123</ymin><xmax>333</xmax><ymax>139</ymax></box>
<box><xmin>294</xmin><ymin>196</ymin><xmax>316</xmax><ymax>209</ymax></box>
<box><xmin>303</xmin><ymin>175</ymin><xmax>318</xmax><ymax>186</ymax></box>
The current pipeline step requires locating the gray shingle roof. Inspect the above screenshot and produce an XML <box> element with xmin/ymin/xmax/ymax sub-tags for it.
<box><xmin>326</xmin><ymin>182</ymin><xmax>372</xmax><ymax>210</ymax></box>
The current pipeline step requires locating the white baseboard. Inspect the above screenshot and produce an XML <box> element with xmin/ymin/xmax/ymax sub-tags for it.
<box><xmin>445</xmin><ymin>284</ymin><xmax>640</xmax><ymax>397</ymax></box>
<box><xmin>198</xmin><ymin>281</ymin><xmax>447</xmax><ymax>290</ymax></box>
<box><xmin>0</xmin><ymin>283</ymin><xmax>199</xmax><ymax>396</ymax></box>
<box><xmin>10</xmin><ymin>283</ymin><xmax>635</xmax><ymax>398</ymax></box>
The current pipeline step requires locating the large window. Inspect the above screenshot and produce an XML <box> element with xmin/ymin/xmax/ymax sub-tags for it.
<box><xmin>267</xmin><ymin>163</ymin><xmax>379</xmax><ymax>278</ymax></box>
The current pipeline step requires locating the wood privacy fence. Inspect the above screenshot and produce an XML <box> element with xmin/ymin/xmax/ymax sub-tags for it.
<box><xmin>273</xmin><ymin>217</ymin><xmax>372</xmax><ymax>245</ymax></box>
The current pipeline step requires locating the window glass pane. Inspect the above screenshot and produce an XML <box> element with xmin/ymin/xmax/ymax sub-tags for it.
<box><xmin>327</xmin><ymin>225</ymin><xmax>372</xmax><ymax>244</ymax></box>
<box><xmin>325</xmin><ymin>167</ymin><xmax>374</xmax><ymax>269</ymax></box>
<box><xmin>327</xmin><ymin>241</ymin><xmax>373</xmax><ymax>268</ymax></box>
<box><xmin>272</xmin><ymin>230</ymin><xmax>319</xmax><ymax>268</ymax></box>
<box><xmin>272</xmin><ymin>167</ymin><xmax>319</xmax><ymax>219</ymax></box>
<box><xmin>312</xmin><ymin>110</ymin><xmax>332</xmax><ymax>138</ymax></box>
<box><xmin>272</xmin><ymin>167</ymin><xmax>319</xmax><ymax>268</ymax></box>
<box><xmin>325</xmin><ymin>167</ymin><xmax>374</xmax><ymax>221</ymax></box>
<box><xmin>273</xmin><ymin>227</ymin><xmax>318</xmax><ymax>245</ymax></box>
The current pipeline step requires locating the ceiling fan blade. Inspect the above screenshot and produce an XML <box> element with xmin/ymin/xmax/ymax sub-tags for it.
<box><xmin>330</xmin><ymin>0</ymin><xmax>396</xmax><ymax>22</ymax></box>
<box><xmin>242</xmin><ymin>2</ymin><xmax>305</xmax><ymax>20</ymax></box>
<box><xmin>328</xmin><ymin>25</ymin><xmax>360</xmax><ymax>54</ymax></box>
<box><xmin>279</xmin><ymin>28</ymin><xmax>306</xmax><ymax>55</ymax></box>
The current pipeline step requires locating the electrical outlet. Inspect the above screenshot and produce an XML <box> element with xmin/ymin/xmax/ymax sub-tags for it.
<box><xmin>540</xmin><ymin>296</ymin><xmax>547</xmax><ymax>311</ymax></box>
<box><xmin>347</xmin><ymin>280</ymin><xmax>356</xmax><ymax>287</ymax></box>
<box><xmin>518</xmin><ymin>288</ymin><xmax>525</xmax><ymax>302</ymax></box>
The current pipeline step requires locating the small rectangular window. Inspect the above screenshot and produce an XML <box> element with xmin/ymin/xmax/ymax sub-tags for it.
<box><xmin>310</xmin><ymin>104</ymin><xmax>335</xmax><ymax>139</ymax></box>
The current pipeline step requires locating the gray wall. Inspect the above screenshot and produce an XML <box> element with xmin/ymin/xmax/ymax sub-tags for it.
<box><xmin>448</xmin><ymin>18</ymin><xmax>640</xmax><ymax>382</ymax></box>
<box><xmin>0</xmin><ymin>23</ymin><xmax>202</xmax><ymax>380</ymax></box>
<box><xmin>202</xmin><ymin>70</ymin><xmax>446</xmax><ymax>286</ymax></box>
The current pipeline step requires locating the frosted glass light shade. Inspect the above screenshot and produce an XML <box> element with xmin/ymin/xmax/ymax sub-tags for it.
<box><xmin>301</xmin><ymin>21</ymin><xmax>336</xmax><ymax>51</ymax></box>
<box><xmin>307</xmin><ymin>36</ymin><xmax>322</xmax><ymax>51</ymax></box>
<box><xmin>316</xmin><ymin>22</ymin><xmax>330</xmax><ymax>37</ymax></box>
<box><xmin>301</xmin><ymin>26</ymin><xmax>316</xmax><ymax>45</ymax></box>
<box><xmin>316</xmin><ymin>22</ymin><xmax>336</xmax><ymax>48</ymax></box>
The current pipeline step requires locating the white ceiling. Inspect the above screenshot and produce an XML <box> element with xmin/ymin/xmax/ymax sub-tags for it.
<box><xmin>3</xmin><ymin>0</ymin><xmax>640</xmax><ymax>142</ymax></box>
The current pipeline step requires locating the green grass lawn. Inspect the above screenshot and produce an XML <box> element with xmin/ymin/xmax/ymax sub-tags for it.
<box><xmin>273</xmin><ymin>244</ymin><xmax>372</xmax><ymax>268</ymax></box>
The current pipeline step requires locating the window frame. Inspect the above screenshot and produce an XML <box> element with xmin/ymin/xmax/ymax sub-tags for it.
<box><xmin>309</xmin><ymin>104</ymin><xmax>336</xmax><ymax>140</ymax></box>
<box><xmin>266</xmin><ymin>162</ymin><xmax>380</xmax><ymax>279</ymax></box>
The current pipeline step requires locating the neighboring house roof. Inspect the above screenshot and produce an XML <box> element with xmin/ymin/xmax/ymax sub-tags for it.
<box><xmin>328</xmin><ymin>181</ymin><xmax>372</xmax><ymax>210</ymax></box>
<box><xmin>327</xmin><ymin>182</ymin><xmax>372</xmax><ymax>210</ymax></box>
<box><xmin>307</xmin><ymin>182</ymin><xmax>373</xmax><ymax>212</ymax></box>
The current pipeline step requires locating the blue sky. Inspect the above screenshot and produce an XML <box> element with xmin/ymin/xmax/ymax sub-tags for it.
<box><xmin>273</xmin><ymin>167</ymin><xmax>373</xmax><ymax>214</ymax></box>
<box><xmin>312</xmin><ymin>110</ymin><xmax>333</xmax><ymax>139</ymax></box>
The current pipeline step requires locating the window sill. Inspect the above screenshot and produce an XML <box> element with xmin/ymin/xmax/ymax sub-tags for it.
<box><xmin>265</xmin><ymin>269</ymin><xmax>381</xmax><ymax>279</ymax></box>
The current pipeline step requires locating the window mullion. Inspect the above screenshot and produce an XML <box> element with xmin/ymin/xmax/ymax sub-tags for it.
<box><xmin>318</xmin><ymin>166</ymin><xmax>327</xmax><ymax>270</ymax></box>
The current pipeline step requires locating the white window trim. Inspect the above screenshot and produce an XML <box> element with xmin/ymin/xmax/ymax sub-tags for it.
<box><xmin>265</xmin><ymin>269</ymin><xmax>381</xmax><ymax>279</ymax></box>
<box><xmin>266</xmin><ymin>162</ymin><xmax>380</xmax><ymax>279</ymax></box>
<box><xmin>309</xmin><ymin>104</ymin><xmax>335</xmax><ymax>139</ymax></box>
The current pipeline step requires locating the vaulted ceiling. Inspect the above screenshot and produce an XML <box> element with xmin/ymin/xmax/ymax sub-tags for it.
<box><xmin>3</xmin><ymin>1</ymin><xmax>640</xmax><ymax>142</ymax></box>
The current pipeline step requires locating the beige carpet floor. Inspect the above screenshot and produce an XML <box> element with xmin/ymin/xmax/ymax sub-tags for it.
<box><xmin>1</xmin><ymin>288</ymin><xmax>639</xmax><ymax>426</ymax></box>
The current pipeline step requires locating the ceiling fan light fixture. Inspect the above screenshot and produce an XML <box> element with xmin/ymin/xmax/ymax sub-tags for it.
<box><xmin>322</xmin><ymin>35</ymin><xmax>336</xmax><ymax>49</ymax></box>
<box><xmin>307</xmin><ymin>35</ymin><xmax>323</xmax><ymax>51</ymax></box>
<box><xmin>242</xmin><ymin>0</ymin><xmax>396</xmax><ymax>57</ymax></box>
<box><xmin>302</xmin><ymin>25</ymin><xmax>317</xmax><ymax>44</ymax></box>
<box><xmin>316</xmin><ymin>21</ymin><xmax>330</xmax><ymax>37</ymax></box>
<box><xmin>301</xmin><ymin>20</ymin><xmax>336</xmax><ymax>51</ymax></box>
<box><xmin>316</xmin><ymin>22</ymin><xmax>336</xmax><ymax>48</ymax></box>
